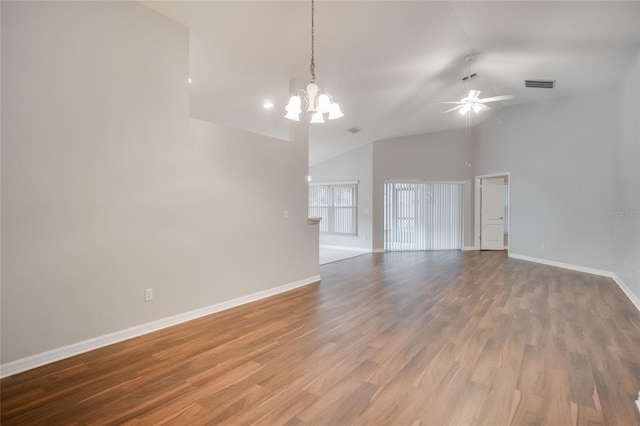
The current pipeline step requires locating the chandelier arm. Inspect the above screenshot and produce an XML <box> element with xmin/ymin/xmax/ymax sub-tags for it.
<box><xmin>297</xmin><ymin>88</ymin><xmax>310</xmax><ymax>109</ymax></box>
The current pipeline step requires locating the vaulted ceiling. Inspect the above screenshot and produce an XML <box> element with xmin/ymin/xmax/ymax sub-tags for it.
<box><xmin>143</xmin><ymin>1</ymin><xmax>640</xmax><ymax>165</ymax></box>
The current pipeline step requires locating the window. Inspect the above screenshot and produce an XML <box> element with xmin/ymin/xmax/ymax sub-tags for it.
<box><xmin>309</xmin><ymin>182</ymin><xmax>357</xmax><ymax>235</ymax></box>
<box><xmin>384</xmin><ymin>182</ymin><xmax>463</xmax><ymax>251</ymax></box>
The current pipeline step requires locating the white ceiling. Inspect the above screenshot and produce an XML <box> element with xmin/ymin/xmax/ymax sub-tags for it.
<box><xmin>143</xmin><ymin>1</ymin><xmax>640</xmax><ymax>166</ymax></box>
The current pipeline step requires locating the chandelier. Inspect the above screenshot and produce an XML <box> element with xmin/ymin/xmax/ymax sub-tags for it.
<box><xmin>285</xmin><ymin>0</ymin><xmax>343</xmax><ymax>123</ymax></box>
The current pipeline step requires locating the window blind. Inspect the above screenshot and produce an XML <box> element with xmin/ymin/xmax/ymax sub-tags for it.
<box><xmin>384</xmin><ymin>182</ymin><xmax>462</xmax><ymax>251</ymax></box>
<box><xmin>309</xmin><ymin>183</ymin><xmax>357</xmax><ymax>235</ymax></box>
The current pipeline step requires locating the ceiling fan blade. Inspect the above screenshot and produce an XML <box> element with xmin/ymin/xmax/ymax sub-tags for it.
<box><xmin>441</xmin><ymin>101</ymin><xmax>464</xmax><ymax>104</ymax></box>
<box><xmin>444</xmin><ymin>105</ymin><xmax>465</xmax><ymax>113</ymax></box>
<box><xmin>478</xmin><ymin>95</ymin><xmax>514</xmax><ymax>103</ymax></box>
<box><xmin>468</xmin><ymin>90</ymin><xmax>481</xmax><ymax>99</ymax></box>
<box><xmin>476</xmin><ymin>103</ymin><xmax>491</xmax><ymax>112</ymax></box>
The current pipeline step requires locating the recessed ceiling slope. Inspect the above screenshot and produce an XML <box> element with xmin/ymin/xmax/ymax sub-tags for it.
<box><xmin>141</xmin><ymin>1</ymin><xmax>640</xmax><ymax>166</ymax></box>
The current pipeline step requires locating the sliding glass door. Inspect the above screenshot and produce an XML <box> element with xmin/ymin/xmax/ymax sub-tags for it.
<box><xmin>384</xmin><ymin>182</ymin><xmax>463</xmax><ymax>251</ymax></box>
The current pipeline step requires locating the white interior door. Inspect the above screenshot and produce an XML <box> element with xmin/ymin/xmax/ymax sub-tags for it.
<box><xmin>481</xmin><ymin>177</ymin><xmax>505</xmax><ymax>250</ymax></box>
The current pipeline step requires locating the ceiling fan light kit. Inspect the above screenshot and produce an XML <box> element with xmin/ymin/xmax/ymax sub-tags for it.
<box><xmin>285</xmin><ymin>0</ymin><xmax>343</xmax><ymax>123</ymax></box>
<box><xmin>443</xmin><ymin>54</ymin><xmax>514</xmax><ymax>116</ymax></box>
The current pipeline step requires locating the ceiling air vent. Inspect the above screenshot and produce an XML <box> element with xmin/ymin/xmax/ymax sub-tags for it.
<box><xmin>525</xmin><ymin>80</ymin><xmax>555</xmax><ymax>89</ymax></box>
<box><xmin>347</xmin><ymin>126</ymin><xmax>362</xmax><ymax>134</ymax></box>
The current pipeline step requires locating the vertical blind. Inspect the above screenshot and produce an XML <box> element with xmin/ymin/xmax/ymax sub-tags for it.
<box><xmin>384</xmin><ymin>182</ymin><xmax>463</xmax><ymax>251</ymax></box>
<box><xmin>309</xmin><ymin>183</ymin><xmax>357</xmax><ymax>235</ymax></box>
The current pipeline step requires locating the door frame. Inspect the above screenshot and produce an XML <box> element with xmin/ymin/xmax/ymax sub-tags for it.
<box><xmin>474</xmin><ymin>172</ymin><xmax>510</xmax><ymax>252</ymax></box>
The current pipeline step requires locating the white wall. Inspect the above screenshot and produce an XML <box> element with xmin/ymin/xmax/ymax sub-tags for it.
<box><xmin>372</xmin><ymin>129</ymin><xmax>474</xmax><ymax>250</ymax></box>
<box><xmin>473</xmin><ymin>90</ymin><xmax>617</xmax><ymax>272</ymax></box>
<box><xmin>309</xmin><ymin>144</ymin><xmax>373</xmax><ymax>250</ymax></box>
<box><xmin>1</xmin><ymin>1</ymin><xmax>318</xmax><ymax>365</ymax></box>
<box><xmin>613</xmin><ymin>48</ymin><xmax>640</xmax><ymax>301</ymax></box>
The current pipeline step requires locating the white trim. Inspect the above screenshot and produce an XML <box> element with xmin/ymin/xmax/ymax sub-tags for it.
<box><xmin>463</xmin><ymin>246</ymin><xmax>479</xmax><ymax>251</ymax></box>
<box><xmin>474</xmin><ymin>172</ymin><xmax>510</xmax><ymax>252</ymax></box>
<box><xmin>0</xmin><ymin>275</ymin><xmax>321</xmax><ymax>378</ymax></box>
<box><xmin>474</xmin><ymin>178</ymin><xmax>481</xmax><ymax>249</ymax></box>
<box><xmin>611</xmin><ymin>274</ymin><xmax>640</xmax><ymax>313</ymax></box>
<box><xmin>475</xmin><ymin>172</ymin><xmax>511</xmax><ymax>179</ymax></box>
<box><xmin>373</xmin><ymin>248</ymin><xmax>385</xmax><ymax>253</ymax></box>
<box><xmin>509</xmin><ymin>253</ymin><xmax>640</xmax><ymax>314</ymax></box>
<box><xmin>320</xmin><ymin>245</ymin><xmax>371</xmax><ymax>253</ymax></box>
<box><xmin>508</xmin><ymin>253</ymin><xmax>612</xmax><ymax>277</ymax></box>
<box><xmin>310</xmin><ymin>180</ymin><xmax>359</xmax><ymax>186</ymax></box>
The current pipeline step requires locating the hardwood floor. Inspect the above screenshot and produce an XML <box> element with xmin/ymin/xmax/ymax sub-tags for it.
<box><xmin>2</xmin><ymin>251</ymin><xmax>640</xmax><ymax>425</ymax></box>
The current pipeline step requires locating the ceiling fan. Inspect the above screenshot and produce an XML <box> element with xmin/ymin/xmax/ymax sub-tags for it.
<box><xmin>443</xmin><ymin>55</ymin><xmax>513</xmax><ymax>115</ymax></box>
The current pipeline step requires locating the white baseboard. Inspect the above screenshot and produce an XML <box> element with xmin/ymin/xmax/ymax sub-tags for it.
<box><xmin>0</xmin><ymin>275</ymin><xmax>321</xmax><ymax>379</ymax></box>
<box><xmin>320</xmin><ymin>245</ymin><xmax>371</xmax><ymax>253</ymax></box>
<box><xmin>508</xmin><ymin>253</ymin><xmax>614</xmax><ymax>277</ymax></box>
<box><xmin>508</xmin><ymin>253</ymin><xmax>640</xmax><ymax>314</ymax></box>
<box><xmin>373</xmin><ymin>248</ymin><xmax>385</xmax><ymax>253</ymax></box>
<box><xmin>611</xmin><ymin>273</ymin><xmax>640</xmax><ymax>314</ymax></box>
<box><xmin>463</xmin><ymin>246</ymin><xmax>479</xmax><ymax>251</ymax></box>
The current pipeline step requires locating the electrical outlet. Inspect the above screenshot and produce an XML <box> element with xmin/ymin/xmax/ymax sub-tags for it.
<box><xmin>540</xmin><ymin>243</ymin><xmax>545</xmax><ymax>250</ymax></box>
<box><xmin>145</xmin><ymin>288</ymin><xmax>153</xmax><ymax>302</ymax></box>
<box><xmin>283</xmin><ymin>210</ymin><xmax>289</xmax><ymax>219</ymax></box>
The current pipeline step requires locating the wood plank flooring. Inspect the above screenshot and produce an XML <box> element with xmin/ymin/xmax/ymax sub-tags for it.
<box><xmin>2</xmin><ymin>251</ymin><xmax>640</xmax><ymax>425</ymax></box>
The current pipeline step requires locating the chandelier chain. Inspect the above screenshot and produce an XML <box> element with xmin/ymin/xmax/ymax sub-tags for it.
<box><xmin>310</xmin><ymin>0</ymin><xmax>316</xmax><ymax>82</ymax></box>
<box><xmin>284</xmin><ymin>0</ymin><xmax>343</xmax><ymax>122</ymax></box>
